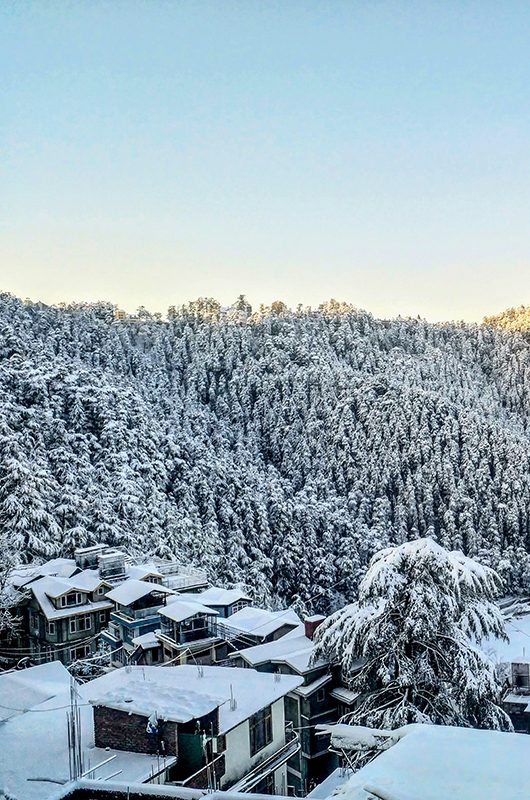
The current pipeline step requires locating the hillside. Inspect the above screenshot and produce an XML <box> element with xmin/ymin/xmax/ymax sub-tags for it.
<box><xmin>484</xmin><ymin>305</ymin><xmax>530</xmax><ymax>332</ymax></box>
<box><xmin>2</xmin><ymin>293</ymin><xmax>530</xmax><ymax>613</ymax></box>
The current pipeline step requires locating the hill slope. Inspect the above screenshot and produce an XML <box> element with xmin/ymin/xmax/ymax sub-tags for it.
<box><xmin>2</xmin><ymin>294</ymin><xmax>530</xmax><ymax>612</ymax></box>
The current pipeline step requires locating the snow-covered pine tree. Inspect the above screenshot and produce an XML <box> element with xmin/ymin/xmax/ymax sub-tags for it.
<box><xmin>312</xmin><ymin>538</ymin><xmax>512</xmax><ymax>731</ymax></box>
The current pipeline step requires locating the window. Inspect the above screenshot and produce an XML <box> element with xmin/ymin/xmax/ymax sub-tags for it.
<box><xmin>231</xmin><ymin>600</ymin><xmax>249</xmax><ymax>614</ymax></box>
<box><xmin>46</xmin><ymin>621</ymin><xmax>56</xmax><ymax>636</ymax></box>
<box><xmin>69</xmin><ymin>615</ymin><xmax>92</xmax><ymax>633</ymax></box>
<box><xmin>249</xmin><ymin>705</ymin><xmax>273</xmax><ymax>756</ymax></box>
<box><xmin>70</xmin><ymin>644</ymin><xmax>90</xmax><ymax>661</ymax></box>
<box><xmin>30</xmin><ymin>611</ymin><xmax>39</xmax><ymax>631</ymax></box>
<box><xmin>99</xmin><ymin>611</ymin><xmax>106</xmax><ymax>623</ymax></box>
<box><xmin>61</xmin><ymin>592</ymin><xmax>83</xmax><ymax>607</ymax></box>
<box><xmin>316</xmin><ymin>688</ymin><xmax>326</xmax><ymax>703</ymax></box>
<box><xmin>97</xmin><ymin>586</ymin><xmax>106</xmax><ymax>595</ymax></box>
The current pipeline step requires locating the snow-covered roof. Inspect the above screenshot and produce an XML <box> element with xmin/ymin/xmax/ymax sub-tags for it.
<box><xmin>234</xmin><ymin>633</ymin><xmax>326</xmax><ymax>673</ymax></box>
<box><xmin>194</xmin><ymin>586</ymin><xmax>252</xmax><ymax>606</ymax></box>
<box><xmin>330</xmin><ymin>686</ymin><xmax>359</xmax><ymax>705</ymax></box>
<box><xmin>106</xmin><ymin>578</ymin><xmax>174</xmax><ymax>606</ymax></box>
<box><xmin>132</xmin><ymin>630</ymin><xmax>161</xmax><ymax>649</ymax></box>
<box><xmin>293</xmin><ymin>674</ymin><xmax>332</xmax><ymax>698</ymax></box>
<box><xmin>503</xmin><ymin>691</ymin><xmax>530</xmax><ymax>707</ymax></box>
<box><xmin>0</xmin><ymin>661</ymin><xmax>72</xmax><ymax>722</ymax></box>
<box><xmin>127</xmin><ymin>564</ymin><xmax>164</xmax><ymax>581</ymax></box>
<box><xmin>220</xmin><ymin>606</ymin><xmax>301</xmax><ymax>640</ymax></box>
<box><xmin>307</xmin><ymin>768</ymin><xmax>353</xmax><ymax>799</ymax></box>
<box><xmin>159</xmin><ymin>598</ymin><xmax>219</xmax><ymax>623</ymax></box>
<box><xmin>481</xmin><ymin>612</ymin><xmax>530</xmax><ymax>667</ymax></box>
<box><xmin>38</xmin><ymin>575</ymin><xmax>76</xmax><ymax>599</ymax></box>
<box><xmin>69</xmin><ymin>568</ymin><xmax>110</xmax><ymax>592</ymax></box>
<box><xmin>29</xmin><ymin>576</ymin><xmax>113</xmax><ymax>620</ymax></box>
<box><xmin>0</xmin><ymin>674</ymin><xmax>174</xmax><ymax>800</ymax></box>
<box><xmin>85</xmin><ymin>665</ymin><xmax>302</xmax><ymax>733</ymax></box>
<box><xmin>321</xmin><ymin>723</ymin><xmax>530</xmax><ymax>800</ymax></box>
<box><xmin>236</xmin><ymin>634</ymin><xmax>313</xmax><ymax>666</ymax></box>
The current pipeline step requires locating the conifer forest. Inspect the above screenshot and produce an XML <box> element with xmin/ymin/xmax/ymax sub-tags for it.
<box><xmin>1</xmin><ymin>292</ymin><xmax>530</xmax><ymax>614</ymax></box>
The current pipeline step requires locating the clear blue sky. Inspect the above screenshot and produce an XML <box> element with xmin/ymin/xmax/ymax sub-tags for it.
<box><xmin>2</xmin><ymin>1</ymin><xmax>530</xmax><ymax>320</ymax></box>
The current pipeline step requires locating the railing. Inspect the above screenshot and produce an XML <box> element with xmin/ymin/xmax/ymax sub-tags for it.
<box><xmin>177</xmin><ymin>752</ymin><xmax>226</xmax><ymax>790</ymax></box>
<box><xmin>229</xmin><ymin>726</ymin><xmax>300</xmax><ymax>793</ymax></box>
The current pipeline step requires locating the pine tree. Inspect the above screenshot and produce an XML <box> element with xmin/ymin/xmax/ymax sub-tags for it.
<box><xmin>312</xmin><ymin>538</ymin><xmax>512</xmax><ymax>731</ymax></box>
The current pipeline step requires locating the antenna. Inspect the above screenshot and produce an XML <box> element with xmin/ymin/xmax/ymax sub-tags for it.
<box><xmin>229</xmin><ymin>683</ymin><xmax>237</xmax><ymax>711</ymax></box>
<box><xmin>67</xmin><ymin>679</ymin><xmax>84</xmax><ymax>780</ymax></box>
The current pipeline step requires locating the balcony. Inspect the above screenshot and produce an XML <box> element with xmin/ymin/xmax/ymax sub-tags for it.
<box><xmin>229</xmin><ymin>727</ymin><xmax>300</xmax><ymax>793</ymax></box>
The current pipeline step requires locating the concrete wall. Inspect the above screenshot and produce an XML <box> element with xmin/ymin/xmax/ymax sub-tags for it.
<box><xmin>221</xmin><ymin>697</ymin><xmax>286</xmax><ymax>791</ymax></box>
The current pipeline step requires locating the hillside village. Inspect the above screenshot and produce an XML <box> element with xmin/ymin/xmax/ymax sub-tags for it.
<box><xmin>3</xmin><ymin>543</ymin><xmax>530</xmax><ymax>800</ymax></box>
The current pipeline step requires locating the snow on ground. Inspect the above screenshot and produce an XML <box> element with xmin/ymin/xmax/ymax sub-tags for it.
<box><xmin>0</xmin><ymin>661</ymin><xmax>71</xmax><ymax>721</ymax></box>
<box><xmin>327</xmin><ymin>723</ymin><xmax>530</xmax><ymax>800</ymax></box>
<box><xmin>482</xmin><ymin>612</ymin><xmax>530</xmax><ymax>664</ymax></box>
<box><xmin>307</xmin><ymin>769</ymin><xmax>353</xmax><ymax>799</ymax></box>
<box><xmin>0</xmin><ymin>681</ymin><xmax>175</xmax><ymax>800</ymax></box>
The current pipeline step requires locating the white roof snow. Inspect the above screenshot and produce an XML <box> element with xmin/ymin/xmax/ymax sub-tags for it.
<box><xmin>0</xmin><ymin>661</ymin><xmax>71</xmax><ymax>722</ymax></box>
<box><xmin>69</xmin><ymin>568</ymin><xmax>110</xmax><ymax>592</ymax></box>
<box><xmin>159</xmin><ymin>598</ymin><xmax>218</xmax><ymax>623</ymax></box>
<box><xmin>480</xmin><ymin>612</ymin><xmax>530</xmax><ymax>674</ymax></box>
<box><xmin>330</xmin><ymin>687</ymin><xmax>360</xmax><ymax>705</ymax></box>
<box><xmin>321</xmin><ymin>723</ymin><xmax>530</xmax><ymax>800</ymax></box>
<box><xmin>194</xmin><ymin>586</ymin><xmax>252</xmax><ymax>606</ymax></box>
<box><xmin>235</xmin><ymin>633</ymin><xmax>326</xmax><ymax>673</ymax></box>
<box><xmin>85</xmin><ymin>665</ymin><xmax>302</xmax><ymax>733</ymax></box>
<box><xmin>126</xmin><ymin>564</ymin><xmax>164</xmax><ymax>581</ymax></box>
<box><xmin>30</xmin><ymin>576</ymin><xmax>113</xmax><ymax>621</ymax></box>
<box><xmin>307</xmin><ymin>768</ymin><xmax>353</xmax><ymax>799</ymax></box>
<box><xmin>220</xmin><ymin>607</ymin><xmax>301</xmax><ymax>640</ymax></box>
<box><xmin>0</xmin><ymin>673</ymin><xmax>173</xmax><ymax>800</ymax></box>
<box><xmin>132</xmin><ymin>630</ymin><xmax>161</xmax><ymax>649</ymax></box>
<box><xmin>293</xmin><ymin>674</ymin><xmax>332</xmax><ymax>698</ymax></box>
<box><xmin>106</xmin><ymin>578</ymin><xmax>174</xmax><ymax>606</ymax></box>
<box><xmin>236</xmin><ymin>634</ymin><xmax>313</xmax><ymax>666</ymax></box>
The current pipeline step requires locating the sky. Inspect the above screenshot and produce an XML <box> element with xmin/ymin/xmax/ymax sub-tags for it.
<box><xmin>2</xmin><ymin>1</ymin><xmax>530</xmax><ymax>322</ymax></box>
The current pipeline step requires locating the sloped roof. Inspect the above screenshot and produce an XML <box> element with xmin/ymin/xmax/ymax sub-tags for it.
<box><xmin>159</xmin><ymin>598</ymin><xmax>219</xmax><ymax>623</ymax></box>
<box><xmin>30</xmin><ymin>577</ymin><xmax>113</xmax><ymax>620</ymax></box>
<box><xmin>0</xmin><ymin>661</ymin><xmax>71</xmax><ymax>722</ymax></box>
<box><xmin>195</xmin><ymin>586</ymin><xmax>251</xmax><ymax>606</ymax></box>
<box><xmin>106</xmin><ymin>579</ymin><xmax>174</xmax><ymax>605</ymax></box>
<box><xmin>220</xmin><ymin>606</ymin><xmax>301</xmax><ymax>639</ymax></box>
<box><xmin>236</xmin><ymin>633</ymin><xmax>313</xmax><ymax>666</ymax></box>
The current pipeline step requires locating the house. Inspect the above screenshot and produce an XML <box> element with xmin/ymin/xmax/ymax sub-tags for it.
<box><xmin>177</xmin><ymin>586</ymin><xmax>252</xmax><ymax>618</ymax></box>
<box><xmin>231</xmin><ymin>616</ymin><xmax>338</xmax><ymax>795</ymax></box>
<box><xmin>502</xmin><ymin>656</ymin><xmax>530</xmax><ymax>732</ymax></box>
<box><xmin>157</xmin><ymin>597</ymin><xmax>220</xmax><ymax>664</ymax></box>
<box><xmin>216</xmin><ymin>606</ymin><xmax>302</xmax><ymax>651</ymax></box>
<box><xmin>0</xmin><ymin>661</ymin><xmax>175</xmax><ymax>800</ymax></box>
<box><xmin>25</xmin><ymin>570</ymin><xmax>114</xmax><ymax>664</ymax></box>
<box><xmin>4</xmin><ymin>546</ymin><xmax>208</xmax><ymax>667</ymax></box>
<box><xmin>86</xmin><ymin>664</ymin><xmax>303</xmax><ymax>793</ymax></box>
<box><xmin>102</xmin><ymin>578</ymin><xmax>175</xmax><ymax>666</ymax></box>
<box><xmin>314</xmin><ymin>722</ymin><xmax>530</xmax><ymax>800</ymax></box>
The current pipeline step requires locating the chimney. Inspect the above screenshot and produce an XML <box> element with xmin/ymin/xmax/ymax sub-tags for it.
<box><xmin>304</xmin><ymin>615</ymin><xmax>326</xmax><ymax>641</ymax></box>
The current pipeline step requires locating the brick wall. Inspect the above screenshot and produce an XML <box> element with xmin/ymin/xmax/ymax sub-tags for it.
<box><xmin>94</xmin><ymin>705</ymin><xmax>178</xmax><ymax>756</ymax></box>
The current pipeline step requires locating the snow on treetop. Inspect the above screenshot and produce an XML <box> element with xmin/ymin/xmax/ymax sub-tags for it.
<box><xmin>362</xmin><ymin>537</ymin><xmax>502</xmax><ymax>603</ymax></box>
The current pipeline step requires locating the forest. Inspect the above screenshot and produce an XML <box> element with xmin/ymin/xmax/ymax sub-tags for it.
<box><xmin>1</xmin><ymin>292</ymin><xmax>530</xmax><ymax>614</ymax></box>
